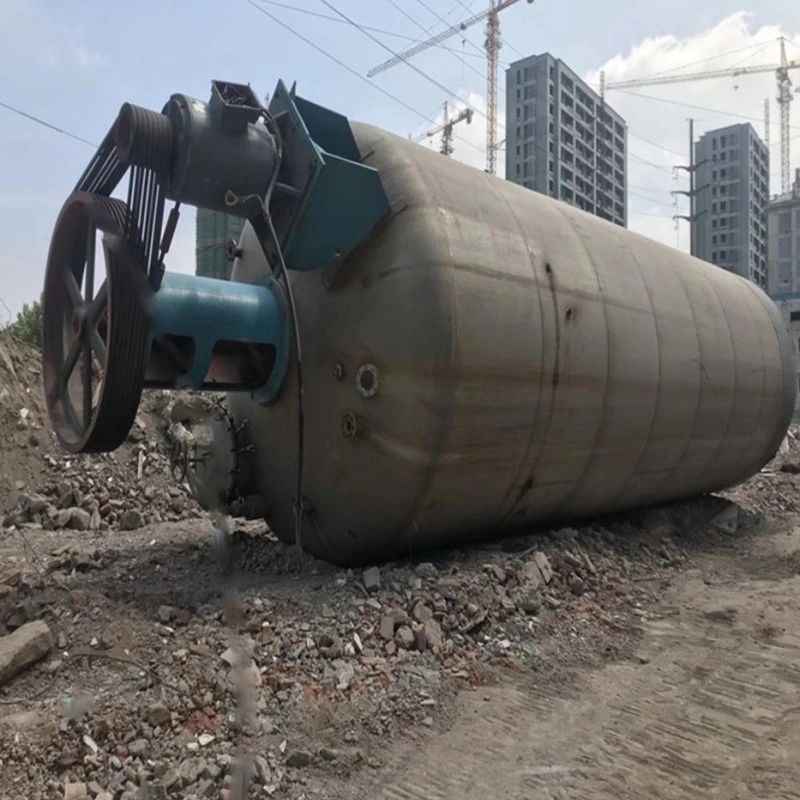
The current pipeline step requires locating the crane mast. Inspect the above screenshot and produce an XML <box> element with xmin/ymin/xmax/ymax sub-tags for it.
<box><xmin>369</xmin><ymin>0</ymin><xmax>534</xmax><ymax>175</ymax></box>
<box><xmin>415</xmin><ymin>101</ymin><xmax>474</xmax><ymax>156</ymax></box>
<box><xmin>600</xmin><ymin>38</ymin><xmax>799</xmax><ymax>193</ymax></box>
<box><xmin>485</xmin><ymin>2</ymin><xmax>501</xmax><ymax>174</ymax></box>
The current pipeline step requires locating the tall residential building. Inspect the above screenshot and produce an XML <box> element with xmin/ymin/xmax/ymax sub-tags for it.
<box><xmin>693</xmin><ymin>123</ymin><xmax>769</xmax><ymax>289</ymax></box>
<box><xmin>505</xmin><ymin>53</ymin><xmax>627</xmax><ymax>227</ymax></box>
<box><xmin>767</xmin><ymin>168</ymin><xmax>800</xmax><ymax>296</ymax></box>
<box><xmin>768</xmin><ymin>169</ymin><xmax>800</xmax><ymax>420</ymax></box>
<box><xmin>195</xmin><ymin>209</ymin><xmax>245</xmax><ymax>280</ymax></box>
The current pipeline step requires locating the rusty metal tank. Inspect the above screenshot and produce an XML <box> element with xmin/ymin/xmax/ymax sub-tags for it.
<box><xmin>227</xmin><ymin>121</ymin><xmax>795</xmax><ymax>565</ymax></box>
<box><xmin>41</xmin><ymin>79</ymin><xmax>794</xmax><ymax>567</ymax></box>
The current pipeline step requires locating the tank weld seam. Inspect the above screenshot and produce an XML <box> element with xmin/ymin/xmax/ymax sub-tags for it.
<box><xmin>546</xmin><ymin>213</ymin><xmax>616</xmax><ymax>517</ymax></box>
<box><xmin>488</xmin><ymin>186</ymin><xmax>549</xmax><ymax>525</ymax></box>
<box><xmin>669</xmin><ymin>262</ymin><xmax>738</xmax><ymax>492</ymax></box>
<box><xmin>593</xmin><ymin>235</ymin><xmax>662</xmax><ymax>511</ymax></box>
<box><xmin>653</xmin><ymin>253</ymin><xmax>709</xmax><ymax>496</ymax></box>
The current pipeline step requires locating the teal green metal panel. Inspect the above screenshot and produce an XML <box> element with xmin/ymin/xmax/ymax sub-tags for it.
<box><xmin>284</xmin><ymin>151</ymin><xmax>390</xmax><ymax>271</ymax></box>
<box><xmin>266</xmin><ymin>81</ymin><xmax>391</xmax><ymax>273</ymax></box>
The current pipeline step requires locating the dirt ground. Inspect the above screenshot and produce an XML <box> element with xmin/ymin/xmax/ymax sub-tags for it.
<box><xmin>340</xmin><ymin>513</ymin><xmax>800</xmax><ymax>800</ymax></box>
<box><xmin>3</xmin><ymin>489</ymin><xmax>800</xmax><ymax>799</ymax></box>
<box><xmin>4</xmin><ymin>328</ymin><xmax>800</xmax><ymax>799</ymax></box>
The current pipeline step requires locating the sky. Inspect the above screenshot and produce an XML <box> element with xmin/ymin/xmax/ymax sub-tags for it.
<box><xmin>1</xmin><ymin>0</ymin><xmax>799</xmax><ymax>321</ymax></box>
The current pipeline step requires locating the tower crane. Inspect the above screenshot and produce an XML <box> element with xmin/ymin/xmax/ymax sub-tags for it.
<box><xmin>599</xmin><ymin>37</ymin><xmax>800</xmax><ymax>193</ymax></box>
<box><xmin>415</xmin><ymin>101</ymin><xmax>474</xmax><ymax>156</ymax></box>
<box><xmin>368</xmin><ymin>0</ymin><xmax>534</xmax><ymax>175</ymax></box>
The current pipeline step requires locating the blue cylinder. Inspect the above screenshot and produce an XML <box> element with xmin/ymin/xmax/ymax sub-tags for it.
<box><xmin>147</xmin><ymin>271</ymin><xmax>289</xmax><ymax>400</ymax></box>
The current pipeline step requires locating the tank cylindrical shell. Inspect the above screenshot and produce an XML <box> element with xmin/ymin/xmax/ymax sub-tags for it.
<box><xmin>229</xmin><ymin>122</ymin><xmax>794</xmax><ymax>566</ymax></box>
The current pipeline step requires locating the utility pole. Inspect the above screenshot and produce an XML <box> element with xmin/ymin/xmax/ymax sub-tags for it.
<box><xmin>672</xmin><ymin>119</ymin><xmax>707</xmax><ymax>256</ymax></box>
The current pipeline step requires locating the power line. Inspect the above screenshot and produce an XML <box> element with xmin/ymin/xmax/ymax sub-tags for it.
<box><xmin>628</xmin><ymin>152</ymin><xmax>675</xmax><ymax>174</ymax></box>
<box><xmin>629</xmin><ymin>189</ymin><xmax>676</xmax><ymax>208</ymax></box>
<box><xmin>250</xmin><ymin>0</ymin><xmax>486</xmax><ymax>58</ymax></box>
<box><xmin>384</xmin><ymin>0</ymin><xmax>485</xmax><ymax>81</ymax></box>
<box><xmin>317</xmin><ymin>0</ymin><xmax>505</xmax><ymax>133</ymax></box>
<box><xmin>629</xmin><ymin>130</ymin><xmax>686</xmax><ymax>157</ymax></box>
<box><xmin>421</xmin><ymin>0</ymin><xmax>487</xmax><ymax>59</ymax></box>
<box><xmin>0</xmin><ymin>101</ymin><xmax>97</xmax><ymax>148</ymax></box>
<box><xmin>242</xmin><ymin>0</ymin><xmax>486</xmax><ymax>156</ymax></box>
<box><xmin>629</xmin><ymin>183</ymin><xmax>676</xmax><ymax>194</ymax></box>
<box><xmin>624</xmin><ymin>38</ymin><xmax>783</xmax><ymax>83</ymax></box>
<box><xmin>396</xmin><ymin>0</ymin><xmax>472</xmax><ymax>54</ymax></box>
<box><xmin>617</xmin><ymin>88</ymin><xmax>800</xmax><ymax>132</ymax></box>
<box><xmin>450</xmin><ymin>0</ymin><xmax>526</xmax><ymax>59</ymax></box>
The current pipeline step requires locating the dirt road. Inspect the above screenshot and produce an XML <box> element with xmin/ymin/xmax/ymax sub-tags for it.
<box><xmin>345</xmin><ymin>517</ymin><xmax>800</xmax><ymax>800</ymax></box>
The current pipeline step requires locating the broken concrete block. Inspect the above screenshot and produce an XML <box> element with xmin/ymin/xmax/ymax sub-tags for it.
<box><xmin>533</xmin><ymin>552</ymin><xmax>554</xmax><ymax>584</ymax></box>
<box><xmin>0</xmin><ymin>620</ymin><xmax>53</xmax><ymax>687</ymax></box>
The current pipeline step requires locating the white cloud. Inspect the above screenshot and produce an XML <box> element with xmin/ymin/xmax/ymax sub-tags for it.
<box><xmin>410</xmin><ymin>12</ymin><xmax>800</xmax><ymax>253</ymax></box>
<box><xmin>589</xmin><ymin>11</ymin><xmax>800</xmax><ymax>250</ymax></box>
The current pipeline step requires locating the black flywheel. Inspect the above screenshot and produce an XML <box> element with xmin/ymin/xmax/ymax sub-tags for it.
<box><xmin>42</xmin><ymin>191</ymin><xmax>151</xmax><ymax>454</ymax></box>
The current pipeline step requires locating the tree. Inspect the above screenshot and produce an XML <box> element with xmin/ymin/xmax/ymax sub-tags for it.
<box><xmin>4</xmin><ymin>299</ymin><xmax>42</xmax><ymax>349</ymax></box>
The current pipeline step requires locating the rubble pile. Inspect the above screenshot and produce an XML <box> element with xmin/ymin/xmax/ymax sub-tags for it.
<box><xmin>3</xmin><ymin>327</ymin><xmax>800</xmax><ymax>798</ymax></box>
<box><xmin>722</xmin><ymin>425</ymin><xmax>800</xmax><ymax>517</ymax></box>
<box><xmin>0</xmin><ymin>499</ymin><xmax>748</xmax><ymax>800</ymax></box>
<box><xmin>0</xmin><ymin>332</ymin><xmax>202</xmax><ymax>532</ymax></box>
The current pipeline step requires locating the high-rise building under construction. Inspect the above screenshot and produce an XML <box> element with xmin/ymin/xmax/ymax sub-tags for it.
<box><xmin>693</xmin><ymin>122</ymin><xmax>769</xmax><ymax>289</ymax></box>
<box><xmin>505</xmin><ymin>53</ymin><xmax>627</xmax><ymax>227</ymax></box>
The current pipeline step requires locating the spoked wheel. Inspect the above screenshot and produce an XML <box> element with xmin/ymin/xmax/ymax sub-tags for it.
<box><xmin>42</xmin><ymin>191</ymin><xmax>151</xmax><ymax>454</ymax></box>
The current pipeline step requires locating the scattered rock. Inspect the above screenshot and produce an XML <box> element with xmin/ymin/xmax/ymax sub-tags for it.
<box><xmin>414</xmin><ymin>562</ymin><xmax>439</xmax><ymax>579</ymax></box>
<box><xmin>394</xmin><ymin>625</ymin><xmax>415</xmax><ymax>650</ymax></box>
<box><xmin>147</xmin><ymin>702</ymin><xmax>172</xmax><ymax>727</ymax></box>
<box><xmin>286</xmin><ymin>750</ymin><xmax>312</xmax><ymax>768</ymax></box>
<box><xmin>63</xmin><ymin>782</ymin><xmax>88</xmax><ymax>800</ymax></box>
<box><xmin>412</xmin><ymin>601</ymin><xmax>434</xmax><ymax>623</ymax></box>
<box><xmin>534</xmin><ymin>552</ymin><xmax>554</xmax><ymax>584</ymax></box>
<box><xmin>516</xmin><ymin>590</ymin><xmax>542</xmax><ymax>615</ymax></box>
<box><xmin>118</xmin><ymin>509</ymin><xmax>144</xmax><ymax>531</ymax></box>
<box><xmin>128</xmin><ymin>738</ymin><xmax>148</xmax><ymax>757</ymax></box>
<box><xmin>519</xmin><ymin>561</ymin><xmax>543</xmax><ymax>589</ymax></box>
<box><xmin>436</xmin><ymin>576</ymin><xmax>461</xmax><ymax>600</ymax></box>
<box><xmin>379</xmin><ymin>615</ymin><xmax>396</xmax><ymax>642</ymax></box>
<box><xmin>68</xmin><ymin>508</ymin><xmax>91</xmax><ymax>531</ymax></box>
<box><xmin>569</xmin><ymin>576</ymin><xmax>587</xmax><ymax>597</ymax></box>
<box><xmin>363</xmin><ymin>566</ymin><xmax>381</xmax><ymax>593</ymax></box>
<box><xmin>0</xmin><ymin>619</ymin><xmax>52</xmax><ymax>687</ymax></box>
<box><xmin>423</xmin><ymin>618</ymin><xmax>444</xmax><ymax>651</ymax></box>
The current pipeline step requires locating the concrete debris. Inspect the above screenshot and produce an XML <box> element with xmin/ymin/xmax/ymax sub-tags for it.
<box><xmin>394</xmin><ymin>625</ymin><xmax>416</xmax><ymax>650</ymax></box>
<box><xmin>285</xmin><ymin>750</ymin><xmax>312</xmax><ymax>768</ymax></box>
<box><xmin>63</xmin><ymin>782</ymin><xmax>88</xmax><ymax>800</ymax></box>
<box><xmin>363</xmin><ymin>566</ymin><xmax>381</xmax><ymax>593</ymax></box>
<box><xmin>423</xmin><ymin>618</ymin><xmax>444</xmax><ymax>651</ymax></box>
<box><xmin>146</xmin><ymin>702</ymin><xmax>171</xmax><ymax>727</ymax></box>
<box><xmin>379</xmin><ymin>614</ymin><xmax>396</xmax><ymax>642</ymax></box>
<box><xmin>519</xmin><ymin>561</ymin><xmax>543</xmax><ymax>589</ymax></box>
<box><xmin>1</xmin><ymin>332</ymin><xmax>799</xmax><ymax>798</ymax></box>
<box><xmin>127</xmin><ymin>738</ymin><xmax>148</xmax><ymax>757</ymax></box>
<box><xmin>414</xmin><ymin>562</ymin><xmax>439</xmax><ymax>579</ymax></box>
<box><xmin>0</xmin><ymin>619</ymin><xmax>52</xmax><ymax>686</ymax></box>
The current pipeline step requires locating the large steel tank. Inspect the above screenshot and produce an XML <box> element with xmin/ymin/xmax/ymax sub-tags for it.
<box><xmin>41</xmin><ymin>80</ymin><xmax>794</xmax><ymax>567</ymax></box>
<box><xmin>228</xmin><ymin>122</ymin><xmax>795</xmax><ymax>565</ymax></box>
